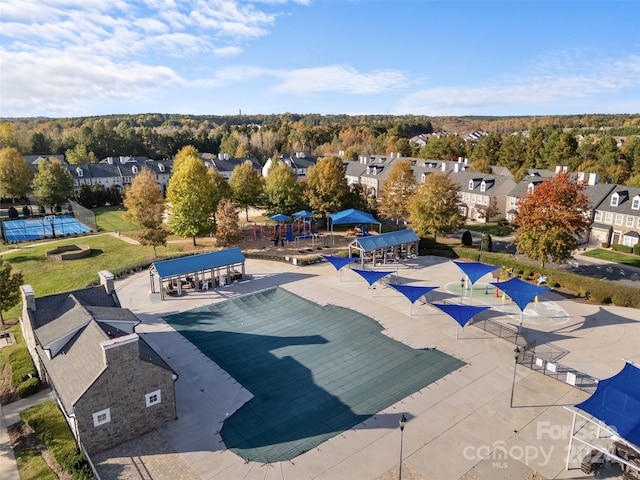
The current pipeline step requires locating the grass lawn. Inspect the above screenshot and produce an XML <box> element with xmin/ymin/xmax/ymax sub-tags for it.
<box><xmin>2</xmin><ymin>234</ymin><xmax>184</xmax><ymax>318</ymax></box>
<box><xmin>94</xmin><ymin>205</ymin><xmax>140</xmax><ymax>233</ymax></box>
<box><xmin>581</xmin><ymin>248</ymin><xmax>640</xmax><ymax>268</ymax></box>
<box><xmin>466</xmin><ymin>221</ymin><xmax>513</xmax><ymax>237</ymax></box>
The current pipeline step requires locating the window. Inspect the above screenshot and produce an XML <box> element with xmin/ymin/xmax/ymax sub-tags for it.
<box><xmin>527</xmin><ymin>183</ymin><xmax>535</xmax><ymax>194</ymax></box>
<box><xmin>611</xmin><ymin>193</ymin><xmax>619</xmax><ymax>207</ymax></box>
<box><xmin>132</xmin><ymin>166</ymin><xmax>139</xmax><ymax>174</ymax></box>
<box><xmin>420</xmin><ymin>173</ymin><xmax>426</xmax><ymax>183</ymax></box>
<box><xmin>627</xmin><ymin>216</ymin><xmax>635</xmax><ymax>227</ymax></box>
<box><xmin>637</xmin><ymin>217</ymin><xmax>640</xmax><ymax>229</ymax></box>
<box><xmin>468</xmin><ymin>180</ymin><xmax>474</xmax><ymax>190</ymax></box>
<box><xmin>632</xmin><ymin>196</ymin><xmax>640</xmax><ymax>210</ymax></box>
<box><xmin>145</xmin><ymin>389</ymin><xmax>162</xmax><ymax>407</ymax></box>
<box><xmin>76</xmin><ymin>167</ymin><xmax>83</xmax><ymax>177</ymax></box>
<box><xmin>594</xmin><ymin>211</ymin><xmax>602</xmax><ymax>222</ymax></box>
<box><xmin>480</xmin><ymin>181</ymin><xmax>486</xmax><ymax>192</ymax></box>
<box><xmin>92</xmin><ymin>408</ymin><xmax>111</xmax><ymax>427</ymax></box>
<box><xmin>470</xmin><ymin>194</ymin><xmax>477</xmax><ymax>204</ymax></box>
<box><xmin>604</xmin><ymin>212</ymin><xmax>612</xmax><ymax>224</ymax></box>
<box><xmin>509</xmin><ymin>197</ymin><xmax>517</xmax><ymax>207</ymax></box>
<box><xmin>158</xmin><ymin>164</ymin><xmax>165</xmax><ymax>173</ymax></box>
<box><xmin>615</xmin><ymin>214</ymin><xmax>623</xmax><ymax>225</ymax></box>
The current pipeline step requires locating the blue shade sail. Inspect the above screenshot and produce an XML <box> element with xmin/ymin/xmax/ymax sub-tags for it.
<box><xmin>270</xmin><ymin>213</ymin><xmax>291</xmax><ymax>221</ymax></box>
<box><xmin>576</xmin><ymin>363</ymin><xmax>640</xmax><ymax>448</ymax></box>
<box><xmin>320</xmin><ymin>255</ymin><xmax>359</xmax><ymax>271</ymax></box>
<box><xmin>453</xmin><ymin>261</ymin><xmax>500</xmax><ymax>284</ymax></box>
<box><xmin>389</xmin><ymin>284</ymin><xmax>437</xmax><ymax>304</ymax></box>
<box><xmin>490</xmin><ymin>277</ymin><xmax>549</xmax><ymax>312</ymax></box>
<box><xmin>430</xmin><ymin>303</ymin><xmax>491</xmax><ymax>327</ymax></box>
<box><xmin>351</xmin><ymin>269</ymin><xmax>394</xmax><ymax>286</ymax></box>
<box><xmin>329</xmin><ymin>208</ymin><xmax>380</xmax><ymax>225</ymax></box>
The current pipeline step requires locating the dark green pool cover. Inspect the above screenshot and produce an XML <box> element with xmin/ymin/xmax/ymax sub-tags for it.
<box><xmin>165</xmin><ymin>287</ymin><xmax>465</xmax><ymax>463</ymax></box>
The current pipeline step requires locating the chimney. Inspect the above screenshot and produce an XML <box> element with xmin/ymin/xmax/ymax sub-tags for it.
<box><xmin>99</xmin><ymin>270</ymin><xmax>115</xmax><ymax>295</ymax></box>
<box><xmin>588</xmin><ymin>172</ymin><xmax>600</xmax><ymax>185</ymax></box>
<box><xmin>21</xmin><ymin>285</ymin><xmax>36</xmax><ymax>312</ymax></box>
<box><xmin>454</xmin><ymin>163</ymin><xmax>460</xmax><ymax>172</ymax></box>
<box><xmin>441</xmin><ymin>161</ymin><xmax>447</xmax><ymax>171</ymax></box>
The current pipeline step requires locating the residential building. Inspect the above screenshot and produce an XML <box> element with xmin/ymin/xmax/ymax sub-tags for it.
<box><xmin>19</xmin><ymin>271</ymin><xmax>177</xmax><ymax>455</ymax></box>
<box><xmin>449</xmin><ymin>170</ymin><xmax>516</xmax><ymax>222</ymax></box>
<box><xmin>591</xmin><ymin>186</ymin><xmax>640</xmax><ymax>247</ymax></box>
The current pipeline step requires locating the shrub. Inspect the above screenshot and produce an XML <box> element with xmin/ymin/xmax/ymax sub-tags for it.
<box><xmin>9</xmin><ymin>348</ymin><xmax>38</xmax><ymax>387</ymax></box>
<box><xmin>611</xmin><ymin>243</ymin><xmax>633</xmax><ymax>254</ymax></box>
<box><xmin>601</xmin><ymin>241</ymin><xmax>610</xmax><ymax>248</ymax></box>
<box><xmin>8</xmin><ymin>206</ymin><xmax>19</xmax><ymax>219</ymax></box>
<box><xmin>461</xmin><ymin>230</ymin><xmax>473</xmax><ymax>247</ymax></box>
<box><xmin>634</xmin><ymin>243</ymin><xmax>640</xmax><ymax>255</ymax></box>
<box><xmin>480</xmin><ymin>234</ymin><xmax>493</xmax><ymax>253</ymax></box>
<box><xmin>21</xmin><ymin>402</ymin><xmax>94</xmax><ymax>480</ymax></box>
<box><xmin>17</xmin><ymin>377</ymin><xmax>41</xmax><ymax>398</ymax></box>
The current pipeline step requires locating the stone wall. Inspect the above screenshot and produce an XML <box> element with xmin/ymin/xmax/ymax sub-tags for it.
<box><xmin>74</xmin><ymin>335</ymin><xmax>176</xmax><ymax>454</ymax></box>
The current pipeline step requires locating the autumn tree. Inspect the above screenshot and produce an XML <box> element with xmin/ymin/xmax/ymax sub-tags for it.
<box><xmin>166</xmin><ymin>154</ymin><xmax>214</xmax><ymax>246</ymax></box>
<box><xmin>513</xmin><ymin>172</ymin><xmax>590</xmax><ymax>268</ymax></box>
<box><xmin>468</xmin><ymin>158</ymin><xmax>492</xmax><ymax>174</ymax></box>
<box><xmin>408</xmin><ymin>173</ymin><xmax>465</xmax><ymax>240</ymax></box>
<box><xmin>470</xmin><ymin>133</ymin><xmax>501</xmax><ymax>165</ymax></box>
<box><xmin>215</xmin><ymin>199</ymin><xmax>242</xmax><ymax>247</ymax></box>
<box><xmin>263</xmin><ymin>162</ymin><xmax>302</xmax><ymax>215</ymax></box>
<box><xmin>378</xmin><ymin>159</ymin><xmax>415</xmax><ymax>225</ymax></box>
<box><xmin>32</xmin><ymin>158</ymin><xmax>74</xmax><ymax>212</ymax></box>
<box><xmin>0</xmin><ymin>147</ymin><xmax>33</xmax><ymax>201</ymax></box>
<box><xmin>123</xmin><ymin>168</ymin><xmax>167</xmax><ymax>257</ymax></box>
<box><xmin>229</xmin><ymin>161</ymin><xmax>264</xmax><ymax>221</ymax></box>
<box><xmin>0</xmin><ymin>257</ymin><xmax>23</xmax><ymax>325</ymax></box>
<box><xmin>304</xmin><ymin>156</ymin><xmax>350</xmax><ymax>227</ymax></box>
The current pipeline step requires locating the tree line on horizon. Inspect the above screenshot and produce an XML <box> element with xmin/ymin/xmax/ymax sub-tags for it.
<box><xmin>1</xmin><ymin>113</ymin><xmax>640</xmax><ymax>185</ymax></box>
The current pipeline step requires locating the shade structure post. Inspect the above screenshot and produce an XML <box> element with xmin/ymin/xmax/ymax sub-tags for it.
<box><xmin>565</xmin><ymin>410</ymin><xmax>578</xmax><ymax>470</ymax></box>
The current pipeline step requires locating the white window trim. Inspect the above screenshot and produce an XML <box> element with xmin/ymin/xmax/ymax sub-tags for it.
<box><xmin>626</xmin><ymin>216</ymin><xmax>634</xmax><ymax>227</ymax></box>
<box><xmin>611</xmin><ymin>193</ymin><xmax>619</xmax><ymax>207</ymax></box>
<box><xmin>605</xmin><ymin>212</ymin><xmax>613</xmax><ymax>224</ymax></box>
<box><xmin>145</xmin><ymin>389</ymin><xmax>162</xmax><ymax>407</ymax></box>
<box><xmin>632</xmin><ymin>196</ymin><xmax>640</xmax><ymax>210</ymax></box>
<box><xmin>594</xmin><ymin>211</ymin><xmax>602</xmax><ymax>222</ymax></box>
<box><xmin>92</xmin><ymin>408</ymin><xmax>111</xmax><ymax>427</ymax></box>
<box><xmin>615</xmin><ymin>214</ymin><xmax>623</xmax><ymax>226</ymax></box>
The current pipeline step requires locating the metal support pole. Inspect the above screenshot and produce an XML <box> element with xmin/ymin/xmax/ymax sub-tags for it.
<box><xmin>510</xmin><ymin>346</ymin><xmax>521</xmax><ymax>408</ymax></box>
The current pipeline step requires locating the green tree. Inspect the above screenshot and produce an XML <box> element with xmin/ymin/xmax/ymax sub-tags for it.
<box><xmin>303</xmin><ymin>156</ymin><xmax>350</xmax><ymax>228</ymax></box>
<box><xmin>30</xmin><ymin>132</ymin><xmax>52</xmax><ymax>155</ymax></box>
<box><xmin>468</xmin><ymin>158</ymin><xmax>492</xmax><ymax>174</ymax></box>
<box><xmin>32</xmin><ymin>159</ymin><xmax>74</xmax><ymax>212</ymax></box>
<box><xmin>596</xmin><ymin>135</ymin><xmax>621</xmax><ymax>167</ymax></box>
<box><xmin>166</xmin><ymin>155</ymin><xmax>214</xmax><ymax>245</ymax></box>
<box><xmin>263</xmin><ymin>163</ymin><xmax>302</xmax><ymax>215</ymax></box>
<box><xmin>622</xmin><ymin>136</ymin><xmax>640</xmax><ymax>175</ymax></box>
<box><xmin>207</xmin><ymin>167</ymin><xmax>232</xmax><ymax>226</ymax></box>
<box><xmin>408</xmin><ymin>173</ymin><xmax>464</xmax><ymax>240</ymax></box>
<box><xmin>76</xmin><ymin>183</ymin><xmax>94</xmax><ymax>208</ymax></box>
<box><xmin>215</xmin><ymin>199</ymin><xmax>242</xmax><ymax>247</ymax></box>
<box><xmin>470</xmin><ymin>134</ymin><xmax>501</xmax><ymax>165</ymax></box>
<box><xmin>525</xmin><ymin>127</ymin><xmax>545</xmax><ymax>168</ymax></box>
<box><xmin>378</xmin><ymin>159</ymin><xmax>415</xmax><ymax>225</ymax></box>
<box><xmin>65</xmin><ymin>143</ymin><xmax>98</xmax><ymax>164</ymax></box>
<box><xmin>229</xmin><ymin>161</ymin><xmax>264</xmax><ymax>221</ymax></box>
<box><xmin>0</xmin><ymin>147</ymin><xmax>34</xmax><ymax>200</ymax></box>
<box><xmin>498</xmin><ymin>133</ymin><xmax>527</xmax><ymax>171</ymax></box>
<box><xmin>173</xmin><ymin>145</ymin><xmax>201</xmax><ymax>170</ymax></box>
<box><xmin>123</xmin><ymin>168</ymin><xmax>167</xmax><ymax>257</ymax></box>
<box><xmin>0</xmin><ymin>257</ymin><xmax>23</xmax><ymax>325</ymax></box>
<box><xmin>542</xmin><ymin>130</ymin><xmax>578</xmax><ymax>170</ymax></box>
<box><xmin>513</xmin><ymin>172</ymin><xmax>590</xmax><ymax>268</ymax></box>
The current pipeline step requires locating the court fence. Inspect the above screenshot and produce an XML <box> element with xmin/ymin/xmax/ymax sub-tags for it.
<box><xmin>68</xmin><ymin>200</ymin><xmax>98</xmax><ymax>232</ymax></box>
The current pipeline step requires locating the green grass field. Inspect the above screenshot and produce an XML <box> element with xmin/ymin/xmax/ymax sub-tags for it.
<box><xmin>582</xmin><ymin>248</ymin><xmax>640</xmax><ymax>268</ymax></box>
<box><xmin>94</xmin><ymin>205</ymin><xmax>140</xmax><ymax>233</ymax></box>
<box><xmin>466</xmin><ymin>221</ymin><xmax>514</xmax><ymax>237</ymax></box>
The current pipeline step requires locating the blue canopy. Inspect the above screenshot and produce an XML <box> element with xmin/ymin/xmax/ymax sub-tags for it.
<box><xmin>431</xmin><ymin>303</ymin><xmax>491</xmax><ymax>328</ymax></box>
<box><xmin>453</xmin><ymin>261</ymin><xmax>500</xmax><ymax>284</ymax></box>
<box><xmin>490</xmin><ymin>277</ymin><xmax>549</xmax><ymax>312</ymax></box>
<box><xmin>321</xmin><ymin>255</ymin><xmax>359</xmax><ymax>271</ymax></box>
<box><xmin>271</xmin><ymin>214</ymin><xmax>291</xmax><ymax>221</ymax></box>
<box><xmin>293</xmin><ymin>210</ymin><xmax>314</xmax><ymax>218</ymax></box>
<box><xmin>576</xmin><ymin>363</ymin><xmax>640</xmax><ymax>447</ymax></box>
<box><xmin>330</xmin><ymin>208</ymin><xmax>380</xmax><ymax>225</ymax></box>
<box><xmin>151</xmin><ymin>247</ymin><xmax>245</xmax><ymax>279</ymax></box>
<box><xmin>351</xmin><ymin>269</ymin><xmax>394</xmax><ymax>286</ymax></box>
<box><xmin>389</xmin><ymin>284</ymin><xmax>437</xmax><ymax>304</ymax></box>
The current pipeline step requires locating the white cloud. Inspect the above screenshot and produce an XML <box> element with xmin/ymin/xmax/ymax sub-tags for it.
<box><xmin>396</xmin><ymin>54</ymin><xmax>640</xmax><ymax>115</ymax></box>
<box><xmin>272</xmin><ymin>65</ymin><xmax>407</xmax><ymax>95</ymax></box>
<box><xmin>213</xmin><ymin>46</ymin><xmax>243</xmax><ymax>57</ymax></box>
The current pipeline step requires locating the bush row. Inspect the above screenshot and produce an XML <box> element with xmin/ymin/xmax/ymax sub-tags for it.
<box><xmin>9</xmin><ymin>347</ymin><xmax>40</xmax><ymax>396</ymax></box>
<box><xmin>21</xmin><ymin>401</ymin><xmax>94</xmax><ymax>480</ymax></box>
<box><xmin>453</xmin><ymin>247</ymin><xmax>640</xmax><ymax>309</ymax></box>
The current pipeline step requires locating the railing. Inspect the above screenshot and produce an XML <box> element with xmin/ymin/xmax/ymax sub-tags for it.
<box><xmin>469</xmin><ymin>317</ymin><xmax>599</xmax><ymax>394</ymax></box>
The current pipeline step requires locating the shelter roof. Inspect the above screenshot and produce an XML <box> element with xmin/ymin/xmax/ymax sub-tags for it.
<box><xmin>151</xmin><ymin>248</ymin><xmax>245</xmax><ymax>279</ymax></box>
<box><xmin>576</xmin><ymin>362</ymin><xmax>640</xmax><ymax>448</ymax></box>
<box><xmin>330</xmin><ymin>208</ymin><xmax>380</xmax><ymax>225</ymax></box>
<box><xmin>351</xmin><ymin>229</ymin><xmax>420</xmax><ymax>252</ymax></box>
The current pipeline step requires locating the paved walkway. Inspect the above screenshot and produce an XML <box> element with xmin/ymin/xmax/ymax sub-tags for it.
<box><xmin>93</xmin><ymin>256</ymin><xmax>639</xmax><ymax>479</ymax></box>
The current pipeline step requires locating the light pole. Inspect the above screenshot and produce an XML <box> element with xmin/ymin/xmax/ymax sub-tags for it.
<box><xmin>510</xmin><ymin>346</ymin><xmax>521</xmax><ymax>408</ymax></box>
<box><xmin>460</xmin><ymin>277</ymin><xmax>465</xmax><ymax>305</ymax></box>
<box><xmin>398</xmin><ymin>413</ymin><xmax>407</xmax><ymax>480</ymax></box>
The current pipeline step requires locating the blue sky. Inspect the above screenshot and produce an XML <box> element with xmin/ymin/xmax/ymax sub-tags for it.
<box><xmin>1</xmin><ymin>0</ymin><xmax>639</xmax><ymax>118</ymax></box>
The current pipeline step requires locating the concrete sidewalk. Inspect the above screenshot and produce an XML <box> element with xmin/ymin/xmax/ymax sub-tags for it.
<box><xmin>0</xmin><ymin>389</ymin><xmax>53</xmax><ymax>480</ymax></box>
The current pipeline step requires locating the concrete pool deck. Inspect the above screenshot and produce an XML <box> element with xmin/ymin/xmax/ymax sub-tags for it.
<box><xmin>94</xmin><ymin>255</ymin><xmax>640</xmax><ymax>479</ymax></box>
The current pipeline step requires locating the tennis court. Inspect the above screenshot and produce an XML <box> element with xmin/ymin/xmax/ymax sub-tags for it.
<box><xmin>165</xmin><ymin>287</ymin><xmax>465</xmax><ymax>463</ymax></box>
<box><xmin>2</xmin><ymin>215</ymin><xmax>92</xmax><ymax>243</ymax></box>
